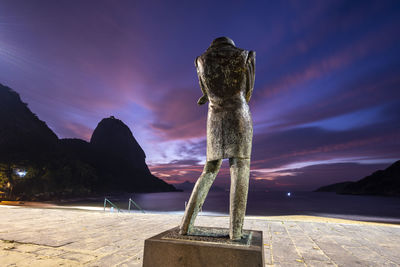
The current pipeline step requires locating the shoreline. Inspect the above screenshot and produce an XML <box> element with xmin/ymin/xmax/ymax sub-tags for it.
<box><xmin>2</xmin><ymin>200</ymin><xmax>400</xmax><ymax>227</ymax></box>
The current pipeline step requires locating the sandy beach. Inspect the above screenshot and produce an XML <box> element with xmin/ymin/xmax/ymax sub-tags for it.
<box><xmin>1</xmin><ymin>203</ymin><xmax>400</xmax><ymax>266</ymax></box>
<box><xmin>2</xmin><ymin>199</ymin><xmax>399</xmax><ymax>226</ymax></box>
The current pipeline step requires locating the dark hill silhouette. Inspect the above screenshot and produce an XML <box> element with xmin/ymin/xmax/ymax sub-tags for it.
<box><xmin>315</xmin><ymin>160</ymin><xmax>400</xmax><ymax>196</ymax></box>
<box><xmin>0</xmin><ymin>84</ymin><xmax>176</xmax><ymax>200</ymax></box>
<box><xmin>89</xmin><ymin>116</ymin><xmax>175</xmax><ymax>192</ymax></box>
<box><xmin>174</xmin><ymin>181</ymin><xmax>195</xmax><ymax>191</ymax></box>
<box><xmin>60</xmin><ymin>138</ymin><xmax>94</xmax><ymax>162</ymax></box>
<box><xmin>0</xmin><ymin>84</ymin><xmax>58</xmax><ymax>161</ymax></box>
<box><xmin>91</xmin><ymin>117</ymin><xmax>147</xmax><ymax>170</ymax></box>
<box><xmin>315</xmin><ymin>182</ymin><xmax>354</xmax><ymax>193</ymax></box>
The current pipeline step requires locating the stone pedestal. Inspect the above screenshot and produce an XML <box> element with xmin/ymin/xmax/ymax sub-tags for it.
<box><xmin>142</xmin><ymin>226</ymin><xmax>264</xmax><ymax>267</ymax></box>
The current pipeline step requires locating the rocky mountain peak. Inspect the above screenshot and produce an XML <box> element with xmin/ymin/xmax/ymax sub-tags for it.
<box><xmin>90</xmin><ymin>116</ymin><xmax>146</xmax><ymax>167</ymax></box>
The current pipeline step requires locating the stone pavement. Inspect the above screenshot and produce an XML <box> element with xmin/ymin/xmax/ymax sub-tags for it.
<box><xmin>0</xmin><ymin>205</ymin><xmax>400</xmax><ymax>266</ymax></box>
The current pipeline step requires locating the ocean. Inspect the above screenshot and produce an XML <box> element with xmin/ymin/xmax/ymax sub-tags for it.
<box><xmin>60</xmin><ymin>191</ymin><xmax>400</xmax><ymax>224</ymax></box>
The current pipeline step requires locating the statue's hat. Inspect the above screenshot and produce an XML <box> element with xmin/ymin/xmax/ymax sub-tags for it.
<box><xmin>210</xmin><ymin>37</ymin><xmax>235</xmax><ymax>47</ymax></box>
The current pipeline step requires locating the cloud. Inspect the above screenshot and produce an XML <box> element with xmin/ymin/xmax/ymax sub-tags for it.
<box><xmin>250</xmin><ymin>162</ymin><xmax>393</xmax><ymax>191</ymax></box>
<box><xmin>149</xmin><ymin>159</ymin><xmax>231</xmax><ymax>187</ymax></box>
<box><xmin>265</xmin><ymin>67</ymin><xmax>400</xmax><ymax>130</ymax></box>
<box><xmin>148</xmin><ymin>160</ymin><xmax>204</xmax><ymax>184</ymax></box>
<box><xmin>150</xmin><ymin>114</ymin><xmax>400</xmax><ymax>189</ymax></box>
<box><xmin>148</xmin><ymin>87</ymin><xmax>207</xmax><ymax>140</ymax></box>
<box><xmin>55</xmin><ymin>121</ymin><xmax>94</xmax><ymax>141</ymax></box>
<box><xmin>255</xmin><ymin>5</ymin><xmax>400</xmax><ymax>100</ymax></box>
<box><xmin>251</xmin><ymin>119</ymin><xmax>400</xmax><ymax>170</ymax></box>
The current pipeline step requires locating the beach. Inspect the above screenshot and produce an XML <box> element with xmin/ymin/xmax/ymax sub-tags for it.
<box><xmin>1</xmin><ymin>204</ymin><xmax>400</xmax><ymax>266</ymax></box>
<box><xmin>6</xmin><ymin>191</ymin><xmax>400</xmax><ymax>223</ymax></box>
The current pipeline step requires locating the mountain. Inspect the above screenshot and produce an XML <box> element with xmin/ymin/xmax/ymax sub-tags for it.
<box><xmin>89</xmin><ymin>116</ymin><xmax>175</xmax><ymax>192</ymax></box>
<box><xmin>174</xmin><ymin>181</ymin><xmax>195</xmax><ymax>191</ymax></box>
<box><xmin>315</xmin><ymin>160</ymin><xmax>400</xmax><ymax>196</ymax></box>
<box><xmin>0</xmin><ymin>84</ymin><xmax>176</xmax><ymax>200</ymax></box>
<box><xmin>91</xmin><ymin>117</ymin><xmax>148</xmax><ymax>171</ymax></box>
<box><xmin>0</xmin><ymin>84</ymin><xmax>58</xmax><ymax>161</ymax></box>
<box><xmin>315</xmin><ymin>182</ymin><xmax>354</xmax><ymax>193</ymax></box>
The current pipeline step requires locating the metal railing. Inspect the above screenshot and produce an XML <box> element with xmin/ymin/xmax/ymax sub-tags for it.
<box><xmin>103</xmin><ymin>197</ymin><xmax>145</xmax><ymax>213</ymax></box>
<box><xmin>128</xmin><ymin>198</ymin><xmax>145</xmax><ymax>213</ymax></box>
<box><xmin>103</xmin><ymin>197</ymin><xmax>123</xmax><ymax>213</ymax></box>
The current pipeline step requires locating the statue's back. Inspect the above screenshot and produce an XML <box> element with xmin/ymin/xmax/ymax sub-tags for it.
<box><xmin>199</xmin><ymin>45</ymin><xmax>249</xmax><ymax>100</ymax></box>
<box><xmin>196</xmin><ymin>38</ymin><xmax>253</xmax><ymax>161</ymax></box>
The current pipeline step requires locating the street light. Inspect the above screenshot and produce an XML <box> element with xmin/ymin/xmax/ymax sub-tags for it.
<box><xmin>16</xmin><ymin>170</ymin><xmax>27</xmax><ymax>177</ymax></box>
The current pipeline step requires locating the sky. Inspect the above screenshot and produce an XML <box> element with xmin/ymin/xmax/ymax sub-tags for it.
<box><xmin>1</xmin><ymin>0</ymin><xmax>399</xmax><ymax>191</ymax></box>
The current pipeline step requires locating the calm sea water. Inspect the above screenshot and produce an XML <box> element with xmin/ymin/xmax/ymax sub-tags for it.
<box><xmin>61</xmin><ymin>191</ymin><xmax>400</xmax><ymax>224</ymax></box>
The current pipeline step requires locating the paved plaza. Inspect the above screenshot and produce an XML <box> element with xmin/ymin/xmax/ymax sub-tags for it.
<box><xmin>0</xmin><ymin>205</ymin><xmax>399</xmax><ymax>266</ymax></box>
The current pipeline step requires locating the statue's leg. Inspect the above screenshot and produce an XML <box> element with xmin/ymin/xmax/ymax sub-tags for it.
<box><xmin>229</xmin><ymin>157</ymin><xmax>250</xmax><ymax>240</ymax></box>
<box><xmin>179</xmin><ymin>159</ymin><xmax>222</xmax><ymax>235</ymax></box>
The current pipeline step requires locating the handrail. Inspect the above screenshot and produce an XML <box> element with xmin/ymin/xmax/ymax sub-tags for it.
<box><xmin>128</xmin><ymin>198</ymin><xmax>145</xmax><ymax>213</ymax></box>
<box><xmin>103</xmin><ymin>197</ymin><xmax>123</xmax><ymax>213</ymax></box>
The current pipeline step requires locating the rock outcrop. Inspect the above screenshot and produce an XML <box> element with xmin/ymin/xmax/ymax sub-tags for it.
<box><xmin>315</xmin><ymin>160</ymin><xmax>400</xmax><ymax>196</ymax></box>
<box><xmin>89</xmin><ymin>116</ymin><xmax>175</xmax><ymax>192</ymax></box>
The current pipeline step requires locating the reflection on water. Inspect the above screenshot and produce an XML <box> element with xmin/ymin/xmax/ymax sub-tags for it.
<box><xmin>61</xmin><ymin>191</ymin><xmax>400</xmax><ymax>223</ymax></box>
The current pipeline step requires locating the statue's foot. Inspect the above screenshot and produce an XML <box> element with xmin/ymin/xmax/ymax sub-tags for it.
<box><xmin>230</xmin><ymin>230</ymin><xmax>243</xmax><ymax>240</ymax></box>
<box><xmin>178</xmin><ymin>229</ymin><xmax>186</xmax><ymax>235</ymax></box>
<box><xmin>179</xmin><ymin>225</ymin><xmax>189</xmax><ymax>235</ymax></box>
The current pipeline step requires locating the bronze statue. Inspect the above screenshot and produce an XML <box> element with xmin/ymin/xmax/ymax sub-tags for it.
<box><xmin>180</xmin><ymin>37</ymin><xmax>255</xmax><ymax>240</ymax></box>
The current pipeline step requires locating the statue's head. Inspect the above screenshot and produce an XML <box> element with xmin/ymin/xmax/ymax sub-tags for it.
<box><xmin>210</xmin><ymin>37</ymin><xmax>235</xmax><ymax>47</ymax></box>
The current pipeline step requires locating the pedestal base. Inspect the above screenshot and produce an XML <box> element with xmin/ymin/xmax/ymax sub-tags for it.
<box><xmin>143</xmin><ymin>226</ymin><xmax>264</xmax><ymax>267</ymax></box>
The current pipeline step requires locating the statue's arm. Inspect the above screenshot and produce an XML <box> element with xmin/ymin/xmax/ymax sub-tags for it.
<box><xmin>245</xmin><ymin>51</ymin><xmax>256</xmax><ymax>103</ymax></box>
<box><xmin>195</xmin><ymin>56</ymin><xmax>209</xmax><ymax>105</ymax></box>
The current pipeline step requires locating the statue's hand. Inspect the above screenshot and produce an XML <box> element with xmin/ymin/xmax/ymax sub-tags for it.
<box><xmin>197</xmin><ymin>95</ymin><xmax>208</xmax><ymax>105</ymax></box>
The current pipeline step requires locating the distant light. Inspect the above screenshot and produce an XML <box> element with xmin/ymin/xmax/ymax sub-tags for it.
<box><xmin>287</xmin><ymin>192</ymin><xmax>291</xmax><ymax>197</ymax></box>
<box><xmin>16</xmin><ymin>170</ymin><xmax>27</xmax><ymax>177</ymax></box>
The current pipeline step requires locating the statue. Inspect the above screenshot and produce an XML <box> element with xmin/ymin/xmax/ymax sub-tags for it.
<box><xmin>179</xmin><ymin>37</ymin><xmax>256</xmax><ymax>240</ymax></box>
